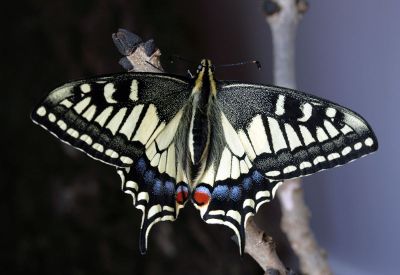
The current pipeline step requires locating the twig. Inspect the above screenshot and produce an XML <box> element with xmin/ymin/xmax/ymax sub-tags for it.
<box><xmin>245</xmin><ymin>218</ymin><xmax>288</xmax><ymax>274</ymax></box>
<box><xmin>112</xmin><ymin>29</ymin><xmax>289</xmax><ymax>275</ymax></box>
<box><xmin>263</xmin><ymin>1</ymin><xmax>333</xmax><ymax>274</ymax></box>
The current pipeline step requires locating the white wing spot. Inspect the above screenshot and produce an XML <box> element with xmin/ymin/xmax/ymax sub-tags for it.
<box><xmin>94</xmin><ymin>106</ymin><xmax>113</xmax><ymax>127</ymax></box>
<box><xmin>328</xmin><ymin>153</ymin><xmax>340</xmax><ymax>161</ymax></box>
<box><xmin>283</xmin><ymin>165</ymin><xmax>297</xmax><ymax>174</ymax></box>
<box><xmin>216</xmin><ymin>148</ymin><xmax>232</xmax><ymax>181</ymax></box>
<box><xmin>342</xmin><ymin>146</ymin><xmax>352</xmax><ymax>156</ymax></box>
<box><xmin>120</xmin><ymin>156</ymin><xmax>133</xmax><ymax>164</ymax></box>
<box><xmin>255</xmin><ymin>190</ymin><xmax>271</xmax><ymax>200</ymax></box>
<box><xmin>138</xmin><ymin>192</ymin><xmax>149</xmax><ymax>202</ymax></box>
<box><xmin>324</xmin><ymin>120</ymin><xmax>340</xmax><ymax>138</ymax></box>
<box><xmin>148</xmin><ymin>205</ymin><xmax>162</xmax><ymax>219</ymax></box>
<box><xmin>165</xmin><ymin>144</ymin><xmax>176</xmax><ymax>178</ymax></box>
<box><xmin>106</xmin><ymin>107</ymin><xmax>127</xmax><ymax>135</ymax></box>
<box><xmin>239</xmin><ymin>160</ymin><xmax>249</xmax><ymax>174</ymax></box>
<box><xmin>354</xmin><ymin>142</ymin><xmax>362</xmax><ymax>150</ymax></box>
<box><xmin>73</xmin><ymin>97</ymin><xmax>91</xmax><ymax>114</ymax></box>
<box><xmin>119</xmin><ymin>105</ymin><xmax>144</xmax><ymax>140</ymax></box>
<box><xmin>57</xmin><ymin>120</ymin><xmax>67</xmax><ymax>130</ymax></box>
<box><xmin>104</xmin><ymin>83</ymin><xmax>117</xmax><ymax>104</ymax></box>
<box><xmin>316</xmin><ymin>127</ymin><xmax>329</xmax><ymax>142</ymax></box>
<box><xmin>133</xmin><ymin>104</ymin><xmax>159</xmax><ymax>144</ymax></box>
<box><xmin>92</xmin><ymin>143</ymin><xmax>104</xmax><ymax>153</ymax></box>
<box><xmin>231</xmin><ymin>156</ymin><xmax>240</xmax><ymax>180</ymax></box>
<box><xmin>238</xmin><ymin>130</ymin><xmax>257</xmax><ymax>160</ymax></box>
<box><xmin>226</xmin><ymin>210</ymin><xmax>241</xmax><ymax>224</ymax></box>
<box><xmin>265</xmin><ymin>170</ymin><xmax>281</xmax><ymax>177</ymax></box>
<box><xmin>313</xmin><ymin>156</ymin><xmax>326</xmax><ymax>165</ymax></box>
<box><xmin>36</xmin><ymin>106</ymin><xmax>46</xmax><ymax>116</ymax></box>
<box><xmin>275</xmin><ymin>95</ymin><xmax>285</xmax><ymax>116</ymax></box>
<box><xmin>80</xmin><ymin>83</ymin><xmax>91</xmax><ymax>93</ymax></box>
<box><xmin>156</xmin><ymin>110</ymin><xmax>183</xmax><ymax>150</ymax></box>
<box><xmin>299</xmin><ymin>125</ymin><xmax>315</xmax><ymax>145</ymax></box>
<box><xmin>268</xmin><ymin>117</ymin><xmax>287</xmax><ymax>152</ymax></box>
<box><xmin>66</xmin><ymin>128</ymin><xmax>79</xmax><ymax>138</ymax></box>
<box><xmin>221</xmin><ymin>113</ymin><xmax>245</xmax><ymax>157</ymax></box>
<box><xmin>48</xmin><ymin>113</ymin><xmax>56</xmax><ymax>122</ymax></box>
<box><xmin>158</xmin><ymin>151</ymin><xmax>167</xmax><ymax>173</ymax></box>
<box><xmin>106</xmin><ymin>149</ymin><xmax>119</xmax><ymax>158</ymax></box>
<box><xmin>326</xmin><ymin>107</ymin><xmax>337</xmax><ymax>118</ymax></box>
<box><xmin>365</xmin><ymin>137</ymin><xmax>374</xmax><ymax>147</ymax></box>
<box><xmin>299</xmin><ymin>161</ymin><xmax>312</xmax><ymax>169</ymax></box>
<box><xmin>247</xmin><ymin>115</ymin><xmax>272</xmax><ymax>155</ymax></box>
<box><xmin>341</xmin><ymin>124</ymin><xmax>353</xmax><ymax>135</ymax></box>
<box><xmin>243</xmin><ymin>199</ymin><xmax>255</xmax><ymax>209</ymax></box>
<box><xmin>82</xmin><ymin>105</ymin><xmax>97</xmax><ymax>121</ymax></box>
<box><xmin>60</xmin><ymin>99</ymin><xmax>73</xmax><ymax>108</ymax></box>
<box><xmin>80</xmin><ymin>134</ymin><xmax>93</xmax><ymax>145</ymax></box>
<box><xmin>126</xmin><ymin>180</ymin><xmax>138</xmax><ymax>190</ymax></box>
<box><xmin>298</xmin><ymin>103</ymin><xmax>312</xmax><ymax>122</ymax></box>
<box><xmin>150</xmin><ymin>153</ymin><xmax>161</xmax><ymax>167</ymax></box>
<box><xmin>129</xmin><ymin>80</ymin><xmax>139</xmax><ymax>101</ymax></box>
<box><xmin>285</xmin><ymin>123</ymin><xmax>302</xmax><ymax>150</ymax></box>
<box><xmin>328</xmin><ymin>153</ymin><xmax>340</xmax><ymax>160</ymax></box>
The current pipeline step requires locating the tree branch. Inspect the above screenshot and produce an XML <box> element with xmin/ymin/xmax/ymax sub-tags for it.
<box><xmin>263</xmin><ymin>1</ymin><xmax>332</xmax><ymax>274</ymax></box>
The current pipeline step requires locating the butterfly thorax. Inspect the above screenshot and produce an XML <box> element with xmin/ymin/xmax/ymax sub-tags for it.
<box><xmin>188</xmin><ymin>59</ymin><xmax>217</xmax><ymax>179</ymax></box>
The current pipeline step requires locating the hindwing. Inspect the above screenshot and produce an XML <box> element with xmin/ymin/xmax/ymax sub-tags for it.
<box><xmin>191</xmin><ymin>106</ymin><xmax>282</xmax><ymax>254</ymax></box>
<box><xmin>32</xmin><ymin>73</ymin><xmax>190</xmax><ymax>167</ymax></box>
<box><xmin>117</xmin><ymin>108</ymin><xmax>192</xmax><ymax>254</ymax></box>
<box><xmin>216</xmin><ymin>82</ymin><xmax>378</xmax><ymax>180</ymax></box>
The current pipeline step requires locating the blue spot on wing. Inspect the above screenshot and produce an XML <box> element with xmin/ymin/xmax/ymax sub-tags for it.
<box><xmin>230</xmin><ymin>186</ymin><xmax>242</xmax><ymax>202</ymax></box>
<box><xmin>164</xmin><ymin>181</ymin><xmax>175</xmax><ymax>195</ymax></box>
<box><xmin>212</xmin><ymin>185</ymin><xmax>229</xmax><ymax>200</ymax></box>
<box><xmin>242</xmin><ymin>177</ymin><xmax>253</xmax><ymax>191</ymax></box>
<box><xmin>136</xmin><ymin>158</ymin><xmax>147</xmax><ymax>175</ymax></box>
<box><xmin>153</xmin><ymin>179</ymin><xmax>163</xmax><ymax>195</ymax></box>
<box><xmin>144</xmin><ymin>170</ymin><xmax>155</xmax><ymax>184</ymax></box>
<box><xmin>252</xmin><ymin>170</ymin><xmax>264</xmax><ymax>184</ymax></box>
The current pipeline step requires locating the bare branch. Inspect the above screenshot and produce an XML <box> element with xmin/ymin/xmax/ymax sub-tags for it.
<box><xmin>263</xmin><ymin>1</ymin><xmax>332</xmax><ymax>274</ymax></box>
<box><xmin>245</xmin><ymin>218</ymin><xmax>288</xmax><ymax>274</ymax></box>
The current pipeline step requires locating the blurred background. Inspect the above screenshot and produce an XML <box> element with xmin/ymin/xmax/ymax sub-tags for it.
<box><xmin>4</xmin><ymin>0</ymin><xmax>399</xmax><ymax>274</ymax></box>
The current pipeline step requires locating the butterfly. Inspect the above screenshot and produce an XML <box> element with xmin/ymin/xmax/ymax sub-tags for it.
<box><xmin>31</xmin><ymin>59</ymin><xmax>378</xmax><ymax>254</ymax></box>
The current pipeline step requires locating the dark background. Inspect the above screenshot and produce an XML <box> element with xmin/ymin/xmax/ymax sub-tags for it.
<box><xmin>4</xmin><ymin>0</ymin><xmax>399</xmax><ymax>274</ymax></box>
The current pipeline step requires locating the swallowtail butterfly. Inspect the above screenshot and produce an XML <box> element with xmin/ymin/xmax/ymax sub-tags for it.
<box><xmin>32</xmin><ymin>59</ymin><xmax>378</xmax><ymax>254</ymax></box>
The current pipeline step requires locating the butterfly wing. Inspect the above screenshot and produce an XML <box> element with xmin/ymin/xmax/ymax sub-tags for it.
<box><xmin>191</xmin><ymin>105</ymin><xmax>283</xmax><ymax>254</ymax></box>
<box><xmin>32</xmin><ymin>72</ymin><xmax>193</xmax><ymax>254</ymax></box>
<box><xmin>192</xmin><ymin>82</ymin><xmax>378</xmax><ymax>254</ymax></box>
<box><xmin>216</xmin><ymin>81</ymin><xmax>378</xmax><ymax>181</ymax></box>
<box><xmin>117</xmin><ymin>106</ymin><xmax>192</xmax><ymax>254</ymax></box>
<box><xmin>32</xmin><ymin>73</ymin><xmax>190</xmax><ymax>167</ymax></box>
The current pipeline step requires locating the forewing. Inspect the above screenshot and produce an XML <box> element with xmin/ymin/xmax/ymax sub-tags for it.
<box><xmin>216</xmin><ymin>82</ymin><xmax>378</xmax><ymax>180</ymax></box>
<box><xmin>32</xmin><ymin>73</ymin><xmax>190</xmax><ymax>167</ymax></box>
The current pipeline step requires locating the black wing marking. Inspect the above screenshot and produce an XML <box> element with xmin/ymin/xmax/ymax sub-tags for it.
<box><xmin>32</xmin><ymin>73</ymin><xmax>190</xmax><ymax>167</ymax></box>
<box><xmin>191</xmin><ymin>107</ymin><xmax>282</xmax><ymax>254</ymax></box>
<box><xmin>117</xmin><ymin>108</ymin><xmax>191</xmax><ymax>254</ymax></box>
<box><xmin>216</xmin><ymin>82</ymin><xmax>378</xmax><ymax>180</ymax></box>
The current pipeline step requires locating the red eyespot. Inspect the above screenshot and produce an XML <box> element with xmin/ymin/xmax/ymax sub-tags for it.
<box><xmin>176</xmin><ymin>185</ymin><xmax>189</xmax><ymax>204</ymax></box>
<box><xmin>192</xmin><ymin>186</ymin><xmax>211</xmax><ymax>206</ymax></box>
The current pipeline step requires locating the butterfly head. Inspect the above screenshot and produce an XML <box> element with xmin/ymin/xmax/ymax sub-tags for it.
<box><xmin>193</xmin><ymin>59</ymin><xmax>217</xmax><ymax>96</ymax></box>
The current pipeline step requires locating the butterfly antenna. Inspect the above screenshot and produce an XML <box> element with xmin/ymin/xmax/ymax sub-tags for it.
<box><xmin>216</xmin><ymin>60</ymin><xmax>262</xmax><ymax>70</ymax></box>
<box><xmin>169</xmin><ymin>55</ymin><xmax>197</xmax><ymax>65</ymax></box>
